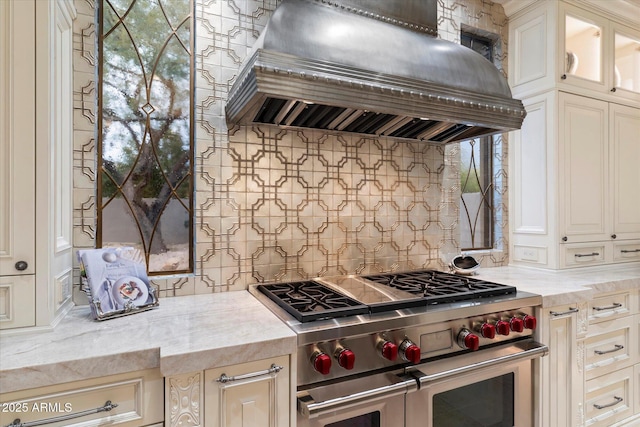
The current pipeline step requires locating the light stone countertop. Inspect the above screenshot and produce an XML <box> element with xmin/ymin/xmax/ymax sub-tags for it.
<box><xmin>0</xmin><ymin>291</ymin><xmax>296</xmax><ymax>395</ymax></box>
<box><xmin>474</xmin><ymin>264</ymin><xmax>640</xmax><ymax>307</ymax></box>
<box><xmin>1</xmin><ymin>264</ymin><xmax>638</xmax><ymax>395</ymax></box>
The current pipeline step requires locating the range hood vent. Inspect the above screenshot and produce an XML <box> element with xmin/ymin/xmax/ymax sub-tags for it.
<box><xmin>226</xmin><ymin>0</ymin><xmax>525</xmax><ymax>144</ymax></box>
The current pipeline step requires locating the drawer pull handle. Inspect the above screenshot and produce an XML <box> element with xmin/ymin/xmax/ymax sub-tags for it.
<box><xmin>620</xmin><ymin>249</ymin><xmax>640</xmax><ymax>253</ymax></box>
<box><xmin>593</xmin><ymin>396</ymin><xmax>623</xmax><ymax>410</ymax></box>
<box><xmin>594</xmin><ymin>344</ymin><xmax>624</xmax><ymax>355</ymax></box>
<box><xmin>4</xmin><ymin>401</ymin><xmax>118</xmax><ymax>427</ymax></box>
<box><xmin>550</xmin><ymin>307</ymin><xmax>579</xmax><ymax>316</ymax></box>
<box><xmin>592</xmin><ymin>302</ymin><xmax>622</xmax><ymax>311</ymax></box>
<box><xmin>574</xmin><ymin>252</ymin><xmax>599</xmax><ymax>258</ymax></box>
<box><xmin>216</xmin><ymin>364</ymin><xmax>283</xmax><ymax>384</ymax></box>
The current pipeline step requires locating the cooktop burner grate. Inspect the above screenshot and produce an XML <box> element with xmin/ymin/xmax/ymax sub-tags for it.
<box><xmin>361</xmin><ymin>270</ymin><xmax>516</xmax><ymax>305</ymax></box>
<box><xmin>257</xmin><ymin>281</ymin><xmax>369</xmax><ymax>323</ymax></box>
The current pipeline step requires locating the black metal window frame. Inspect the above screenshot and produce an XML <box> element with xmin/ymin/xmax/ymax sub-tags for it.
<box><xmin>459</xmin><ymin>28</ymin><xmax>500</xmax><ymax>251</ymax></box>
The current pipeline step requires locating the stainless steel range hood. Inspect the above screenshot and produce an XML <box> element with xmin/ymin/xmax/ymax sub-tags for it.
<box><xmin>226</xmin><ymin>0</ymin><xmax>526</xmax><ymax>144</ymax></box>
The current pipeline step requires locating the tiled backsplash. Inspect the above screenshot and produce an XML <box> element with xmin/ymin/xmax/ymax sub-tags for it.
<box><xmin>72</xmin><ymin>0</ymin><xmax>510</xmax><ymax>300</ymax></box>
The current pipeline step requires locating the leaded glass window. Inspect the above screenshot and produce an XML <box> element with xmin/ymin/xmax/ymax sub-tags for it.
<box><xmin>97</xmin><ymin>0</ymin><xmax>194</xmax><ymax>274</ymax></box>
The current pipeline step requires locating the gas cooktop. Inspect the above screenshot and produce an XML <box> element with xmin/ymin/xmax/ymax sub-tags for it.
<box><xmin>257</xmin><ymin>269</ymin><xmax>517</xmax><ymax>323</ymax></box>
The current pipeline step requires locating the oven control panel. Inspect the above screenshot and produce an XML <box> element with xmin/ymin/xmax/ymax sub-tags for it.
<box><xmin>297</xmin><ymin>308</ymin><xmax>538</xmax><ymax>385</ymax></box>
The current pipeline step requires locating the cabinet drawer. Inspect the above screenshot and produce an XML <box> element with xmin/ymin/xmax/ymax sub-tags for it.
<box><xmin>561</xmin><ymin>243</ymin><xmax>608</xmax><ymax>268</ymax></box>
<box><xmin>613</xmin><ymin>241</ymin><xmax>640</xmax><ymax>262</ymax></box>
<box><xmin>589</xmin><ymin>291</ymin><xmax>632</xmax><ymax>324</ymax></box>
<box><xmin>585</xmin><ymin>366</ymin><xmax>634</xmax><ymax>427</ymax></box>
<box><xmin>0</xmin><ymin>369</ymin><xmax>163</xmax><ymax>427</ymax></box>
<box><xmin>585</xmin><ymin>316</ymin><xmax>636</xmax><ymax>380</ymax></box>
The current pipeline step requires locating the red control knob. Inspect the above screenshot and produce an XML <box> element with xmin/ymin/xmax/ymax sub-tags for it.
<box><xmin>495</xmin><ymin>320</ymin><xmax>510</xmax><ymax>336</ymax></box>
<box><xmin>480</xmin><ymin>322</ymin><xmax>496</xmax><ymax>339</ymax></box>
<box><xmin>457</xmin><ymin>330</ymin><xmax>480</xmax><ymax>351</ymax></box>
<box><xmin>510</xmin><ymin>316</ymin><xmax>524</xmax><ymax>333</ymax></box>
<box><xmin>399</xmin><ymin>339</ymin><xmax>421</xmax><ymax>364</ymax></box>
<box><xmin>523</xmin><ymin>314</ymin><xmax>537</xmax><ymax>330</ymax></box>
<box><xmin>380</xmin><ymin>341</ymin><xmax>398</xmax><ymax>361</ymax></box>
<box><xmin>336</xmin><ymin>349</ymin><xmax>356</xmax><ymax>370</ymax></box>
<box><xmin>311</xmin><ymin>352</ymin><xmax>332</xmax><ymax>375</ymax></box>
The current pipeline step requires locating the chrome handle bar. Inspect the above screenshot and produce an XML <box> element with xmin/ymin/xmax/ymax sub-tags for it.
<box><xmin>414</xmin><ymin>340</ymin><xmax>548</xmax><ymax>386</ymax></box>
<box><xmin>3</xmin><ymin>401</ymin><xmax>117</xmax><ymax>427</ymax></box>
<box><xmin>216</xmin><ymin>364</ymin><xmax>283</xmax><ymax>384</ymax></box>
<box><xmin>298</xmin><ymin>377</ymin><xmax>416</xmax><ymax>418</ymax></box>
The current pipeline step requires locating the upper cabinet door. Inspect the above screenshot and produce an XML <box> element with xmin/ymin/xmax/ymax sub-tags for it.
<box><xmin>0</xmin><ymin>0</ymin><xmax>36</xmax><ymax>329</ymax></box>
<box><xmin>612</xmin><ymin>23</ymin><xmax>640</xmax><ymax>102</ymax></box>
<box><xmin>560</xmin><ymin>4</ymin><xmax>609</xmax><ymax>93</ymax></box>
<box><xmin>559</xmin><ymin>92</ymin><xmax>610</xmax><ymax>243</ymax></box>
<box><xmin>610</xmin><ymin>103</ymin><xmax>640</xmax><ymax>240</ymax></box>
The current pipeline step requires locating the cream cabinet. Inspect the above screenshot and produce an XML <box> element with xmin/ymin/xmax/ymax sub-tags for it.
<box><xmin>166</xmin><ymin>355</ymin><xmax>292</xmax><ymax>427</ymax></box>
<box><xmin>508</xmin><ymin>0</ymin><xmax>640</xmax><ymax>103</ymax></box>
<box><xmin>582</xmin><ymin>289</ymin><xmax>639</xmax><ymax>427</ymax></box>
<box><xmin>560</xmin><ymin>3</ymin><xmax>640</xmax><ymax>102</ymax></box>
<box><xmin>535</xmin><ymin>302</ymin><xmax>587</xmax><ymax>427</ymax></box>
<box><xmin>558</xmin><ymin>92</ymin><xmax>609</xmax><ymax>246</ymax></box>
<box><xmin>510</xmin><ymin>89</ymin><xmax>640</xmax><ymax>269</ymax></box>
<box><xmin>535</xmin><ymin>290</ymin><xmax>639</xmax><ymax>427</ymax></box>
<box><xmin>508</xmin><ymin>0</ymin><xmax>640</xmax><ymax>269</ymax></box>
<box><xmin>0</xmin><ymin>0</ymin><xmax>37</xmax><ymax>329</ymax></box>
<box><xmin>610</xmin><ymin>103</ymin><xmax>640</xmax><ymax>242</ymax></box>
<box><xmin>0</xmin><ymin>0</ymin><xmax>75</xmax><ymax>331</ymax></box>
<box><xmin>0</xmin><ymin>369</ymin><xmax>164</xmax><ymax>427</ymax></box>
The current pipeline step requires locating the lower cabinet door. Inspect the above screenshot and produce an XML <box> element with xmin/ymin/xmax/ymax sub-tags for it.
<box><xmin>0</xmin><ymin>275</ymin><xmax>35</xmax><ymax>330</ymax></box>
<box><xmin>0</xmin><ymin>369</ymin><xmax>164</xmax><ymax>427</ymax></box>
<box><xmin>204</xmin><ymin>356</ymin><xmax>290</xmax><ymax>427</ymax></box>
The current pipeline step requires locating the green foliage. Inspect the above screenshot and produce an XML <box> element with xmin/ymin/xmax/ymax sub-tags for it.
<box><xmin>461</xmin><ymin>168</ymin><xmax>481</xmax><ymax>193</ymax></box>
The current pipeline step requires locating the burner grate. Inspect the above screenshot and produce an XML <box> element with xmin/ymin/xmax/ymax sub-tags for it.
<box><xmin>362</xmin><ymin>270</ymin><xmax>516</xmax><ymax>305</ymax></box>
<box><xmin>258</xmin><ymin>281</ymin><xmax>369</xmax><ymax>322</ymax></box>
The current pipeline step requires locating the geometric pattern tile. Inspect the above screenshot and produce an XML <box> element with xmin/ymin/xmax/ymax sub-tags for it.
<box><xmin>72</xmin><ymin>0</ymin><xmax>510</xmax><ymax>300</ymax></box>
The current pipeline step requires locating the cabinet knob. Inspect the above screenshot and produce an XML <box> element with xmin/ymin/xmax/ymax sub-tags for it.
<box><xmin>561</xmin><ymin>74</ymin><xmax>567</xmax><ymax>80</ymax></box>
<box><xmin>15</xmin><ymin>261</ymin><xmax>28</xmax><ymax>271</ymax></box>
<box><xmin>562</xmin><ymin>236</ymin><xmax>568</xmax><ymax>242</ymax></box>
<box><xmin>611</xmin><ymin>87</ymin><xmax>617</xmax><ymax>92</ymax></box>
<box><xmin>611</xmin><ymin>234</ymin><xmax>617</xmax><ymax>239</ymax></box>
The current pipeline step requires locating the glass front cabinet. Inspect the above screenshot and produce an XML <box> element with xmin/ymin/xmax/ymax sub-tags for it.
<box><xmin>560</xmin><ymin>3</ymin><xmax>640</xmax><ymax>100</ymax></box>
<box><xmin>509</xmin><ymin>0</ymin><xmax>640</xmax><ymax>103</ymax></box>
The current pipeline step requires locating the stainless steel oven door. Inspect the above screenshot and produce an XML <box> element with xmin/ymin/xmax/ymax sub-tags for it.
<box><xmin>406</xmin><ymin>339</ymin><xmax>548</xmax><ymax>427</ymax></box>
<box><xmin>297</xmin><ymin>371</ymin><xmax>417</xmax><ymax>427</ymax></box>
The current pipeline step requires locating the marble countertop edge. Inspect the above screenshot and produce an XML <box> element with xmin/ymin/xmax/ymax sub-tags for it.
<box><xmin>0</xmin><ymin>348</ymin><xmax>161</xmax><ymax>395</ymax></box>
<box><xmin>160</xmin><ymin>335</ymin><xmax>297</xmax><ymax>377</ymax></box>
<box><xmin>474</xmin><ymin>264</ymin><xmax>640</xmax><ymax>307</ymax></box>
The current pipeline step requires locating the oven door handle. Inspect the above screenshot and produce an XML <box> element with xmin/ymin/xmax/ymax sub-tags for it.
<box><xmin>298</xmin><ymin>376</ymin><xmax>417</xmax><ymax>418</ymax></box>
<box><xmin>414</xmin><ymin>340</ymin><xmax>548</xmax><ymax>386</ymax></box>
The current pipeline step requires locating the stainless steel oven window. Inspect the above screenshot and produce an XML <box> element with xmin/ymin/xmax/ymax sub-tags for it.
<box><xmin>459</xmin><ymin>29</ymin><xmax>501</xmax><ymax>251</ymax></box>
<box><xmin>432</xmin><ymin>373</ymin><xmax>515</xmax><ymax>427</ymax></box>
<box><xmin>326</xmin><ymin>412</ymin><xmax>381</xmax><ymax>427</ymax></box>
<box><xmin>97</xmin><ymin>0</ymin><xmax>195</xmax><ymax>275</ymax></box>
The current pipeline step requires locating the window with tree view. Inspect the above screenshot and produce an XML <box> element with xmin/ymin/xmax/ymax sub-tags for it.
<box><xmin>98</xmin><ymin>0</ymin><xmax>194</xmax><ymax>275</ymax></box>
<box><xmin>459</xmin><ymin>30</ymin><xmax>500</xmax><ymax>251</ymax></box>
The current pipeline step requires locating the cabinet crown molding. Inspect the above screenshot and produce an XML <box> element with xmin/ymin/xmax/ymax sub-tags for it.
<box><xmin>499</xmin><ymin>0</ymin><xmax>640</xmax><ymax>28</ymax></box>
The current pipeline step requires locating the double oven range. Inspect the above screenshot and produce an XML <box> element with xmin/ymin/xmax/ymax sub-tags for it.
<box><xmin>249</xmin><ymin>269</ymin><xmax>548</xmax><ymax>427</ymax></box>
